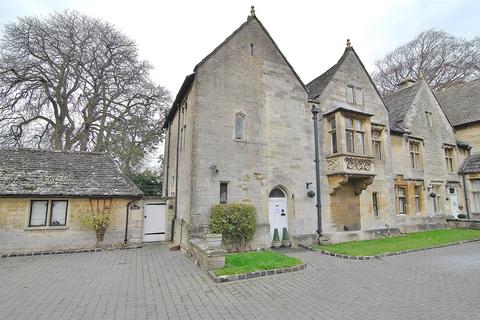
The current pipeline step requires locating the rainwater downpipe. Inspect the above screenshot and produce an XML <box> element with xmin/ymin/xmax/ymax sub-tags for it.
<box><xmin>311</xmin><ymin>104</ymin><xmax>322</xmax><ymax>237</ymax></box>
<box><xmin>171</xmin><ymin>104</ymin><xmax>182</xmax><ymax>242</ymax></box>
<box><xmin>165</xmin><ymin>124</ymin><xmax>172</xmax><ymax>197</ymax></box>
<box><xmin>461</xmin><ymin>149</ymin><xmax>472</xmax><ymax>219</ymax></box>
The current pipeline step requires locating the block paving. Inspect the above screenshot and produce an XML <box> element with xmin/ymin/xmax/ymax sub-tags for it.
<box><xmin>1</xmin><ymin>242</ymin><xmax>479</xmax><ymax>319</ymax></box>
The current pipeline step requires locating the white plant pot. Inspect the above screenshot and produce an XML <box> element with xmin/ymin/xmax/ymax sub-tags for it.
<box><xmin>206</xmin><ymin>234</ymin><xmax>222</xmax><ymax>249</ymax></box>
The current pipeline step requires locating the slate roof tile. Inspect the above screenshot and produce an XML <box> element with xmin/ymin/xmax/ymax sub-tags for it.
<box><xmin>0</xmin><ymin>149</ymin><xmax>143</xmax><ymax>197</ymax></box>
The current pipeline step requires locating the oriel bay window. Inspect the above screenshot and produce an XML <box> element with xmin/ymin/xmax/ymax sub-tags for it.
<box><xmin>29</xmin><ymin>200</ymin><xmax>68</xmax><ymax>227</ymax></box>
<box><xmin>345</xmin><ymin>117</ymin><xmax>365</xmax><ymax>155</ymax></box>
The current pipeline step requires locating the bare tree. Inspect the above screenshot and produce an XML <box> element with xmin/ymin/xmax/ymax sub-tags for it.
<box><xmin>0</xmin><ymin>11</ymin><xmax>170</xmax><ymax>174</ymax></box>
<box><xmin>373</xmin><ymin>29</ymin><xmax>480</xmax><ymax>95</ymax></box>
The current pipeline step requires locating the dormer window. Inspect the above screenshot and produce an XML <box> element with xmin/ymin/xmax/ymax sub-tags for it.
<box><xmin>346</xmin><ymin>85</ymin><xmax>363</xmax><ymax>105</ymax></box>
<box><xmin>235</xmin><ymin>112</ymin><xmax>245</xmax><ymax>140</ymax></box>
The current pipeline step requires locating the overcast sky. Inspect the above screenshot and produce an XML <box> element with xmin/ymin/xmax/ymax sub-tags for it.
<box><xmin>1</xmin><ymin>0</ymin><xmax>479</xmax><ymax>168</ymax></box>
<box><xmin>1</xmin><ymin>0</ymin><xmax>479</xmax><ymax>96</ymax></box>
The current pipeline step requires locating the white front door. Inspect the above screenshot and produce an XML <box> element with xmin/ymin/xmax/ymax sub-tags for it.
<box><xmin>143</xmin><ymin>203</ymin><xmax>166</xmax><ymax>242</ymax></box>
<box><xmin>268</xmin><ymin>188</ymin><xmax>288</xmax><ymax>241</ymax></box>
<box><xmin>450</xmin><ymin>188</ymin><xmax>461</xmax><ymax>218</ymax></box>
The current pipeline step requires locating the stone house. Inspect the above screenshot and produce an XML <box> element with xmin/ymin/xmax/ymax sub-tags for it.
<box><xmin>162</xmin><ymin>9</ymin><xmax>318</xmax><ymax>248</ymax></box>
<box><xmin>0</xmin><ymin>149</ymin><xmax>144</xmax><ymax>254</ymax></box>
<box><xmin>306</xmin><ymin>43</ymin><xmax>396</xmax><ymax>242</ymax></box>
<box><xmin>436</xmin><ymin>79</ymin><xmax>480</xmax><ymax>220</ymax></box>
<box><xmin>163</xmin><ymin>8</ymin><xmax>480</xmax><ymax>247</ymax></box>
<box><xmin>384</xmin><ymin>76</ymin><xmax>466</xmax><ymax>227</ymax></box>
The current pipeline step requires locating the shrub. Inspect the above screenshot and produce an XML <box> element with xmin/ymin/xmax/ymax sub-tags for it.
<box><xmin>457</xmin><ymin>214</ymin><xmax>467</xmax><ymax>219</ymax></box>
<box><xmin>80</xmin><ymin>212</ymin><xmax>112</xmax><ymax>242</ymax></box>
<box><xmin>209</xmin><ymin>203</ymin><xmax>257</xmax><ymax>252</ymax></box>
<box><xmin>282</xmin><ymin>227</ymin><xmax>289</xmax><ymax>241</ymax></box>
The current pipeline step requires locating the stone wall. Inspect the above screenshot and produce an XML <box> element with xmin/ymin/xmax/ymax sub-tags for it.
<box><xmin>0</xmin><ymin>197</ymin><xmax>143</xmax><ymax>253</ymax></box>
<box><xmin>185</xmin><ymin>238</ymin><xmax>225</xmax><ymax>271</ymax></box>
<box><xmin>446</xmin><ymin>218</ymin><xmax>480</xmax><ymax>230</ymax></box>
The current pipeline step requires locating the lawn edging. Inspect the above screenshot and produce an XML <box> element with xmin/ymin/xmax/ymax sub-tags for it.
<box><xmin>209</xmin><ymin>262</ymin><xmax>307</xmax><ymax>283</ymax></box>
<box><xmin>0</xmin><ymin>243</ymin><xmax>143</xmax><ymax>258</ymax></box>
<box><xmin>300</xmin><ymin>238</ymin><xmax>480</xmax><ymax>261</ymax></box>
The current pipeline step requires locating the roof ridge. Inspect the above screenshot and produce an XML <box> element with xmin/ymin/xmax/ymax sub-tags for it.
<box><xmin>0</xmin><ymin>148</ymin><xmax>107</xmax><ymax>156</ymax></box>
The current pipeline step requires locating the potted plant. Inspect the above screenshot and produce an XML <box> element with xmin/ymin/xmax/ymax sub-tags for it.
<box><xmin>282</xmin><ymin>227</ymin><xmax>291</xmax><ymax>247</ymax></box>
<box><xmin>272</xmin><ymin>228</ymin><xmax>281</xmax><ymax>248</ymax></box>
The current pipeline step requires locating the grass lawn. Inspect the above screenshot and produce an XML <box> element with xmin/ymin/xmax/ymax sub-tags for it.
<box><xmin>214</xmin><ymin>251</ymin><xmax>303</xmax><ymax>276</ymax></box>
<box><xmin>315</xmin><ymin>229</ymin><xmax>480</xmax><ymax>257</ymax></box>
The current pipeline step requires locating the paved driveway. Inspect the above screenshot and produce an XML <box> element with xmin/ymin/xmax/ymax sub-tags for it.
<box><xmin>1</xmin><ymin>242</ymin><xmax>480</xmax><ymax>320</ymax></box>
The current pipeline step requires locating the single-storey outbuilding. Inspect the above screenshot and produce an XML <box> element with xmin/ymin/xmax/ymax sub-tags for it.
<box><xmin>0</xmin><ymin>149</ymin><xmax>145</xmax><ymax>254</ymax></box>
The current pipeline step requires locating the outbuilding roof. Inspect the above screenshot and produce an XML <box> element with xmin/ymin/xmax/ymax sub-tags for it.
<box><xmin>461</xmin><ymin>153</ymin><xmax>480</xmax><ymax>174</ymax></box>
<box><xmin>0</xmin><ymin>149</ymin><xmax>143</xmax><ymax>198</ymax></box>
<box><xmin>436</xmin><ymin>79</ymin><xmax>480</xmax><ymax>128</ymax></box>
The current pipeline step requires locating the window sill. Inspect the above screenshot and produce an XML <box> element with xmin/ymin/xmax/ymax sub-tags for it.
<box><xmin>234</xmin><ymin>138</ymin><xmax>246</xmax><ymax>143</ymax></box>
<box><xmin>24</xmin><ymin>226</ymin><xmax>69</xmax><ymax>231</ymax></box>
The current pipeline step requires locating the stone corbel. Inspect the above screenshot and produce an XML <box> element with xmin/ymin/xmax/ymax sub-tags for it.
<box><xmin>328</xmin><ymin>175</ymin><xmax>349</xmax><ymax>195</ymax></box>
<box><xmin>353</xmin><ymin>176</ymin><xmax>374</xmax><ymax>196</ymax></box>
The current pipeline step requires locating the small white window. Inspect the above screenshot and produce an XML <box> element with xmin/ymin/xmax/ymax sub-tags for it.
<box><xmin>30</xmin><ymin>200</ymin><xmax>48</xmax><ymax>227</ymax></box>
<box><xmin>50</xmin><ymin>200</ymin><xmax>67</xmax><ymax>226</ymax></box>
<box><xmin>235</xmin><ymin>113</ymin><xmax>245</xmax><ymax>140</ymax></box>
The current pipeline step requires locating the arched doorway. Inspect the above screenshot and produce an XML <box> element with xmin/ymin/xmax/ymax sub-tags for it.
<box><xmin>268</xmin><ymin>187</ymin><xmax>288</xmax><ymax>241</ymax></box>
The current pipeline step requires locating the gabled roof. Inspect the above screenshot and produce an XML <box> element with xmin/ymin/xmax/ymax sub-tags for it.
<box><xmin>194</xmin><ymin>15</ymin><xmax>307</xmax><ymax>92</ymax></box>
<box><xmin>163</xmin><ymin>73</ymin><xmax>195</xmax><ymax>129</ymax></box>
<box><xmin>306</xmin><ymin>46</ymin><xmax>388</xmax><ymax>117</ymax></box>
<box><xmin>383</xmin><ymin>82</ymin><xmax>422</xmax><ymax>133</ymax></box>
<box><xmin>163</xmin><ymin>14</ymin><xmax>307</xmax><ymax>129</ymax></box>
<box><xmin>436</xmin><ymin>79</ymin><xmax>480</xmax><ymax>128</ymax></box>
<box><xmin>461</xmin><ymin>153</ymin><xmax>480</xmax><ymax>173</ymax></box>
<box><xmin>307</xmin><ymin>50</ymin><xmax>348</xmax><ymax>99</ymax></box>
<box><xmin>0</xmin><ymin>149</ymin><xmax>143</xmax><ymax>198</ymax></box>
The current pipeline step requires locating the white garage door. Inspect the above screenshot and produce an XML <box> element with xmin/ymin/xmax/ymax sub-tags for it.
<box><xmin>143</xmin><ymin>203</ymin><xmax>166</xmax><ymax>242</ymax></box>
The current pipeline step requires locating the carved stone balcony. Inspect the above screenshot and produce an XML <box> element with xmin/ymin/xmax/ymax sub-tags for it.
<box><xmin>326</xmin><ymin>154</ymin><xmax>375</xmax><ymax>196</ymax></box>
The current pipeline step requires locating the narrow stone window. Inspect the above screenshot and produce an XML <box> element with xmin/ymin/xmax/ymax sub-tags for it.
<box><xmin>409</xmin><ymin>141</ymin><xmax>421</xmax><ymax>169</ymax></box>
<box><xmin>395</xmin><ymin>186</ymin><xmax>407</xmax><ymax>215</ymax></box>
<box><xmin>250</xmin><ymin>43</ymin><xmax>254</xmax><ymax>56</ymax></box>
<box><xmin>328</xmin><ymin>117</ymin><xmax>337</xmax><ymax>153</ymax></box>
<box><xmin>346</xmin><ymin>86</ymin><xmax>354</xmax><ymax>103</ymax></box>
<box><xmin>444</xmin><ymin>147</ymin><xmax>454</xmax><ymax>172</ymax></box>
<box><xmin>235</xmin><ymin>112</ymin><xmax>245</xmax><ymax>140</ymax></box>
<box><xmin>372</xmin><ymin>192</ymin><xmax>379</xmax><ymax>216</ymax></box>
<box><xmin>220</xmin><ymin>182</ymin><xmax>228</xmax><ymax>204</ymax></box>
<box><xmin>425</xmin><ymin>111</ymin><xmax>433</xmax><ymax>127</ymax></box>
<box><xmin>414</xmin><ymin>185</ymin><xmax>422</xmax><ymax>213</ymax></box>
<box><xmin>346</xmin><ymin>86</ymin><xmax>363</xmax><ymax>104</ymax></box>
<box><xmin>372</xmin><ymin>128</ymin><xmax>383</xmax><ymax>160</ymax></box>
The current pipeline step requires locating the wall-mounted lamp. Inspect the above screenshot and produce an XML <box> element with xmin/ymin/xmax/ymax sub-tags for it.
<box><xmin>210</xmin><ymin>164</ymin><xmax>219</xmax><ymax>175</ymax></box>
<box><xmin>306</xmin><ymin>182</ymin><xmax>312</xmax><ymax>189</ymax></box>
